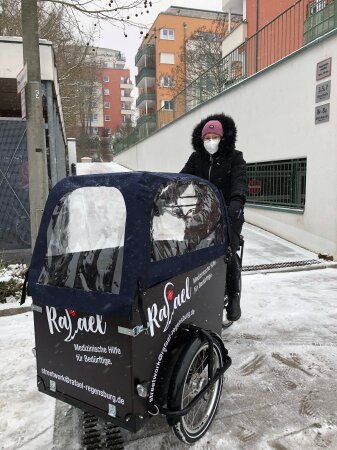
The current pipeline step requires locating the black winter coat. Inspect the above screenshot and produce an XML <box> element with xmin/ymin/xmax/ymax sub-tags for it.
<box><xmin>181</xmin><ymin>113</ymin><xmax>248</xmax><ymax>208</ymax></box>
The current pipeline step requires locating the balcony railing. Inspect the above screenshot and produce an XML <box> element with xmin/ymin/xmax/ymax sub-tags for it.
<box><xmin>115</xmin><ymin>0</ymin><xmax>337</xmax><ymax>155</ymax></box>
<box><xmin>120</xmin><ymin>83</ymin><xmax>133</xmax><ymax>90</ymax></box>
<box><xmin>135</xmin><ymin>92</ymin><xmax>155</xmax><ymax>108</ymax></box>
<box><xmin>304</xmin><ymin>0</ymin><xmax>337</xmax><ymax>43</ymax></box>
<box><xmin>137</xmin><ymin>114</ymin><xmax>157</xmax><ymax>127</ymax></box>
<box><xmin>135</xmin><ymin>67</ymin><xmax>156</xmax><ymax>86</ymax></box>
<box><xmin>135</xmin><ymin>44</ymin><xmax>155</xmax><ymax>66</ymax></box>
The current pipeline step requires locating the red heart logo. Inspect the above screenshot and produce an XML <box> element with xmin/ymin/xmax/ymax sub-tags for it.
<box><xmin>167</xmin><ymin>290</ymin><xmax>174</xmax><ymax>301</ymax></box>
<box><xmin>68</xmin><ymin>309</ymin><xmax>77</xmax><ymax>317</ymax></box>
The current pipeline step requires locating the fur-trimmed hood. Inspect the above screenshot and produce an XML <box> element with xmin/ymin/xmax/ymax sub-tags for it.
<box><xmin>192</xmin><ymin>113</ymin><xmax>237</xmax><ymax>156</ymax></box>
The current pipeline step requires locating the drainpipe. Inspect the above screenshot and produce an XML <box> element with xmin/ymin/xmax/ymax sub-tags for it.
<box><xmin>255</xmin><ymin>0</ymin><xmax>259</xmax><ymax>73</ymax></box>
<box><xmin>183</xmin><ymin>22</ymin><xmax>187</xmax><ymax>113</ymax></box>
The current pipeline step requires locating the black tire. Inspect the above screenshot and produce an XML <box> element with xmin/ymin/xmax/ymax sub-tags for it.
<box><xmin>167</xmin><ymin>336</ymin><xmax>224</xmax><ymax>444</ymax></box>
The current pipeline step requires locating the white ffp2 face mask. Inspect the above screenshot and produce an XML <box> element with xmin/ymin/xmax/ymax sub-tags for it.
<box><xmin>204</xmin><ymin>138</ymin><xmax>220</xmax><ymax>155</ymax></box>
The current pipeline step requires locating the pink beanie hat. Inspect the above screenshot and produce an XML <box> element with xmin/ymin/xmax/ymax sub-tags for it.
<box><xmin>201</xmin><ymin>120</ymin><xmax>223</xmax><ymax>138</ymax></box>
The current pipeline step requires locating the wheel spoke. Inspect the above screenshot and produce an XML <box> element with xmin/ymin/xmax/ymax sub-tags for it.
<box><xmin>180</xmin><ymin>342</ymin><xmax>222</xmax><ymax>436</ymax></box>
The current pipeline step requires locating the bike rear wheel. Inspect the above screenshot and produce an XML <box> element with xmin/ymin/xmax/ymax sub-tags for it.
<box><xmin>168</xmin><ymin>337</ymin><xmax>223</xmax><ymax>444</ymax></box>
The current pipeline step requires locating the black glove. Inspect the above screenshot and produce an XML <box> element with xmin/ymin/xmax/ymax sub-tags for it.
<box><xmin>228</xmin><ymin>200</ymin><xmax>243</xmax><ymax>222</ymax></box>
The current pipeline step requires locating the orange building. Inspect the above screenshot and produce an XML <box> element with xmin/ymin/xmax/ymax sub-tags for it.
<box><xmin>135</xmin><ymin>6</ymin><xmax>239</xmax><ymax>135</ymax></box>
<box><xmin>222</xmin><ymin>0</ymin><xmax>334</xmax><ymax>76</ymax></box>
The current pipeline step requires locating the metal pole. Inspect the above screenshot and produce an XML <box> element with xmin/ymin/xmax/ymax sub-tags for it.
<box><xmin>46</xmin><ymin>81</ymin><xmax>57</xmax><ymax>187</ymax></box>
<box><xmin>21</xmin><ymin>0</ymin><xmax>49</xmax><ymax>248</ymax></box>
<box><xmin>54</xmin><ymin>101</ymin><xmax>66</xmax><ymax>181</ymax></box>
<box><xmin>255</xmin><ymin>0</ymin><xmax>259</xmax><ymax>72</ymax></box>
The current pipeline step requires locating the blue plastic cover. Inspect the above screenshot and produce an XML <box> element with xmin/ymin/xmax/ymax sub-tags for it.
<box><xmin>28</xmin><ymin>172</ymin><xmax>229</xmax><ymax>315</ymax></box>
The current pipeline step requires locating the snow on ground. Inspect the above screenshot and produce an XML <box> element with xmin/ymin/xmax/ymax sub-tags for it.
<box><xmin>0</xmin><ymin>312</ymin><xmax>55</xmax><ymax>450</ymax></box>
<box><xmin>75</xmin><ymin>162</ymin><xmax>131</xmax><ymax>175</ymax></box>
<box><xmin>243</xmin><ymin>223</ymin><xmax>317</xmax><ymax>266</ymax></box>
<box><xmin>120</xmin><ymin>267</ymin><xmax>337</xmax><ymax>450</ymax></box>
<box><xmin>0</xmin><ymin>226</ymin><xmax>336</xmax><ymax>449</ymax></box>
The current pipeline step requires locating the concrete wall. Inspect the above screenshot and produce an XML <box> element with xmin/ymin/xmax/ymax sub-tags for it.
<box><xmin>222</xmin><ymin>22</ymin><xmax>247</xmax><ymax>56</ymax></box>
<box><xmin>0</xmin><ymin>37</ymin><xmax>55</xmax><ymax>81</ymax></box>
<box><xmin>115</xmin><ymin>32</ymin><xmax>337</xmax><ymax>259</ymax></box>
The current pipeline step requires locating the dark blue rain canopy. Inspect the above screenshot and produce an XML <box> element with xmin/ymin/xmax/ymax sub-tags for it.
<box><xmin>28</xmin><ymin>172</ymin><xmax>229</xmax><ymax>315</ymax></box>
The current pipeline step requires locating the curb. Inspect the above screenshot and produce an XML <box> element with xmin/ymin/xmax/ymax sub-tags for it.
<box><xmin>0</xmin><ymin>306</ymin><xmax>31</xmax><ymax>317</ymax></box>
<box><xmin>242</xmin><ymin>262</ymin><xmax>337</xmax><ymax>276</ymax></box>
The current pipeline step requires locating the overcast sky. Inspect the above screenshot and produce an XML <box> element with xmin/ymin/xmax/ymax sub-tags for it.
<box><xmin>95</xmin><ymin>0</ymin><xmax>224</xmax><ymax>81</ymax></box>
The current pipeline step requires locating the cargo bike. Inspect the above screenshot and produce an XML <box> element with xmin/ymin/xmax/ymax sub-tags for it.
<box><xmin>26</xmin><ymin>171</ymin><xmax>238</xmax><ymax>444</ymax></box>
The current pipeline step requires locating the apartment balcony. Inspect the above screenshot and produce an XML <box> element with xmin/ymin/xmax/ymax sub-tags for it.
<box><xmin>120</xmin><ymin>82</ymin><xmax>133</xmax><ymax>89</ymax></box>
<box><xmin>136</xmin><ymin>91</ymin><xmax>156</xmax><ymax>108</ymax></box>
<box><xmin>121</xmin><ymin>96</ymin><xmax>133</xmax><ymax>102</ymax></box>
<box><xmin>137</xmin><ymin>114</ymin><xmax>156</xmax><ymax>127</ymax></box>
<box><xmin>304</xmin><ymin>0</ymin><xmax>337</xmax><ymax>44</ymax></box>
<box><xmin>135</xmin><ymin>44</ymin><xmax>155</xmax><ymax>67</ymax></box>
<box><xmin>222</xmin><ymin>20</ymin><xmax>247</xmax><ymax>57</ymax></box>
<box><xmin>121</xmin><ymin>109</ymin><xmax>134</xmax><ymax>115</ymax></box>
<box><xmin>135</xmin><ymin>67</ymin><xmax>156</xmax><ymax>87</ymax></box>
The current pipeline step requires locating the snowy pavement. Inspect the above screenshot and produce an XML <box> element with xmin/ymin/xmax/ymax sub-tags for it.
<box><xmin>242</xmin><ymin>223</ymin><xmax>318</xmax><ymax>266</ymax></box>
<box><xmin>1</xmin><ymin>225</ymin><xmax>336</xmax><ymax>450</ymax></box>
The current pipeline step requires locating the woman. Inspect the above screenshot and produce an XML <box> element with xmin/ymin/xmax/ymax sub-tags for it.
<box><xmin>181</xmin><ymin>113</ymin><xmax>248</xmax><ymax>321</ymax></box>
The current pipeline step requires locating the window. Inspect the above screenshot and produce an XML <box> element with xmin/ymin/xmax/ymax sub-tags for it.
<box><xmin>246</xmin><ymin>158</ymin><xmax>307</xmax><ymax>209</ymax></box>
<box><xmin>161</xmin><ymin>100</ymin><xmax>174</xmax><ymax>111</ymax></box>
<box><xmin>160</xmin><ymin>76</ymin><xmax>175</xmax><ymax>87</ymax></box>
<box><xmin>160</xmin><ymin>28</ymin><xmax>174</xmax><ymax>40</ymax></box>
<box><xmin>104</xmin><ymin>101</ymin><xmax>110</xmax><ymax>108</ymax></box>
<box><xmin>105</xmin><ymin>114</ymin><xmax>111</xmax><ymax>121</ymax></box>
<box><xmin>89</xmin><ymin>113</ymin><xmax>98</xmax><ymax>122</ymax></box>
<box><xmin>103</xmin><ymin>75</ymin><xmax>109</xmax><ymax>82</ymax></box>
<box><xmin>151</xmin><ymin>180</ymin><xmax>225</xmax><ymax>261</ymax></box>
<box><xmin>38</xmin><ymin>187</ymin><xmax>126</xmax><ymax>294</ymax></box>
<box><xmin>103</xmin><ymin>63</ymin><xmax>108</xmax><ymax>68</ymax></box>
<box><xmin>104</xmin><ymin>88</ymin><xmax>110</xmax><ymax>95</ymax></box>
<box><xmin>121</xmin><ymin>89</ymin><xmax>125</xmax><ymax>97</ymax></box>
<box><xmin>308</xmin><ymin>0</ymin><xmax>326</xmax><ymax>15</ymax></box>
<box><xmin>160</xmin><ymin>52</ymin><xmax>175</xmax><ymax>64</ymax></box>
<box><xmin>104</xmin><ymin>127</ymin><xmax>111</xmax><ymax>135</ymax></box>
<box><xmin>121</xmin><ymin>102</ymin><xmax>126</xmax><ymax>110</ymax></box>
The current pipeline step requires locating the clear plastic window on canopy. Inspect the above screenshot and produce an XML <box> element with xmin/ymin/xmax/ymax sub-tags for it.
<box><xmin>38</xmin><ymin>187</ymin><xmax>126</xmax><ymax>294</ymax></box>
<box><xmin>151</xmin><ymin>180</ymin><xmax>225</xmax><ymax>261</ymax></box>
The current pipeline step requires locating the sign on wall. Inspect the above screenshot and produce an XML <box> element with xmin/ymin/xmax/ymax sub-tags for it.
<box><xmin>315</xmin><ymin>58</ymin><xmax>331</xmax><ymax>124</ymax></box>
<box><xmin>315</xmin><ymin>103</ymin><xmax>330</xmax><ymax>124</ymax></box>
<box><xmin>315</xmin><ymin>80</ymin><xmax>331</xmax><ymax>103</ymax></box>
<box><xmin>316</xmin><ymin>57</ymin><xmax>332</xmax><ymax>80</ymax></box>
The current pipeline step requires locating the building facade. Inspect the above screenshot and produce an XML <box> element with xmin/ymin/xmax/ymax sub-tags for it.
<box><xmin>115</xmin><ymin>0</ymin><xmax>337</xmax><ymax>259</ymax></box>
<box><xmin>135</xmin><ymin>7</ymin><xmax>239</xmax><ymax>137</ymax></box>
<box><xmin>0</xmin><ymin>37</ymin><xmax>67</xmax><ymax>255</ymax></box>
<box><xmin>88</xmin><ymin>47</ymin><xmax>134</xmax><ymax>137</ymax></box>
<box><xmin>221</xmin><ymin>0</ymin><xmax>335</xmax><ymax>71</ymax></box>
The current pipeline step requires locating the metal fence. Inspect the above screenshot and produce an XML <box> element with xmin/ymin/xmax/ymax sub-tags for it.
<box><xmin>246</xmin><ymin>158</ymin><xmax>307</xmax><ymax>209</ymax></box>
<box><xmin>114</xmin><ymin>0</ymin><xmax>337</xmax><ymax>155</ymax></box>
<box><xmin>0</xmin><ymin>119</ymin><xmax>31</xmax><ymax>251</ymax></box>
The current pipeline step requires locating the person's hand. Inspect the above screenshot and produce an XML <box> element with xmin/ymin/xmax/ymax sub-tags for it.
<box><xmin>228</xmin><ymin>200</ymin><xmax>243</xmax><ymax>221</ymax></box>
